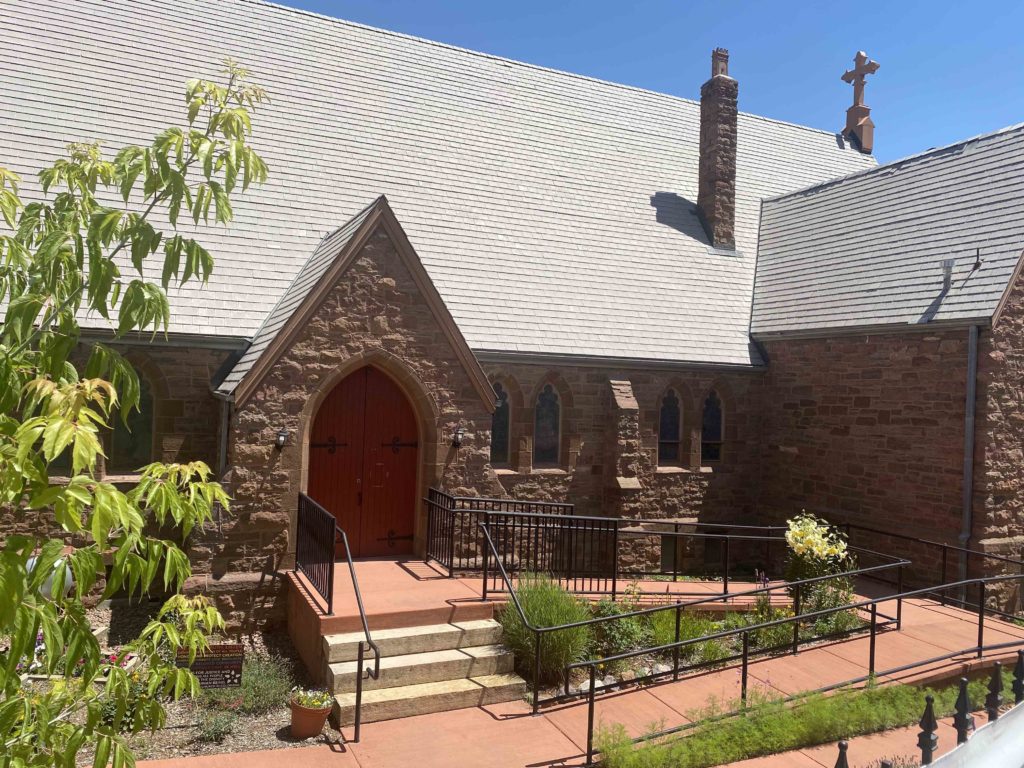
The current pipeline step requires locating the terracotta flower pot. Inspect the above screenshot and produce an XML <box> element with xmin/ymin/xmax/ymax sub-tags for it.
<box><xmin>290</xmin><ymin>699</ymin><xmax>332</xmax><ymax>739</ymax></box>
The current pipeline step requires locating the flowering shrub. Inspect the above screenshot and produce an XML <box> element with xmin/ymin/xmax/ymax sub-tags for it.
<box><xmin>784</xmin><ymin>513</ymin><xmax>861</xmax><ymax>636</ymax></box>
<box><xmin>784</xmin><ymin>513</ymin><xmax>851</xmax><ymax>585</ymax></box>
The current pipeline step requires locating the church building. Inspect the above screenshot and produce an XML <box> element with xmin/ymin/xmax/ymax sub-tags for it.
<box><xmin>3</xmin><ymin>0</ymin><xmax>1024</xmax><ymax>625</ymax></box>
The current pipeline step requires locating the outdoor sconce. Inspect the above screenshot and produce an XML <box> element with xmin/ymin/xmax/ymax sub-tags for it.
<box><xmin>274</xmin><ymin>428</ymin><xmax>289</xmax><ymax>451</ymax></box>
<box><xmin>451</xmin><ymin>425</ymin><xmax>464</xmax><ymax>449</ymax></box>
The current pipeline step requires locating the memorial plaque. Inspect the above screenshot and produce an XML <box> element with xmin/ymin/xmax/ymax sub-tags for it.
<box><xmin>176</xmin><ymin>643</ymin><xmax>244</xmax><ymax>689</ymax></box>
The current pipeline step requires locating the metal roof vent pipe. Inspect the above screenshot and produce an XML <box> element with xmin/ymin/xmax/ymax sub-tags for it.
<box><xmin>942</xmin><ymin>258</ymin><xmax>955</xmax><ymax>292</ymax></box>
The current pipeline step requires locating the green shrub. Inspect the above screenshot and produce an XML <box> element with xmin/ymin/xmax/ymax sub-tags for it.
<box><xmin>649</xmin><ymin>609</ymin><xmax>731</xmax><ymax>666</ymax></box>
<box><xmin>202</xmin><ymin>654</ymin><xmax>294</xmax><ymax>714</ymax></box>
<box><xmin>195</xmin><ymin>711</ymin><xmax>235</xmax><ymax>744</ymax></box>
<box><xmin>591</xmin><ymin>598</ymin><xmax>652</xmax><ymax>667</ymax></box>
<box><xmin>498</xmin><ymin>574</ymin><xmax>592</xmax><ymax>684</ymax></box>
<box><xmin>802</xmin><ymin>578</ymin><xmax>862</xmax><ymax>639</ymax></box>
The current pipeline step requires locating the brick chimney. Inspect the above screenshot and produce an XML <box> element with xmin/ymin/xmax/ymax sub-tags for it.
<box><xmin>697</xmin><ymin>48</ymin><xmax>738</xmax><ymax>250</ymax></box>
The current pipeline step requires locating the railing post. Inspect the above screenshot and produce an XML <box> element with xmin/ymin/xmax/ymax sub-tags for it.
<box><xmin>354</xmin><ymin>641</ymin><xmax>365</xmax><ymax>743</ymax></box>
<box><xmin>532</xmin><ymin>631</ymin><xmax>542</xmax><ymax>716</ymax></box>
<box><xmin>985</xmin><ymin>661</ymin><xmax>1003</xmax><ymax>722</ymax></box>
<box><xmin>481</xmin><ymin>514</ymin><xmax>490</xmax><ymax>602</ymax></box>
<box><xmin>953</xmin><ymin>677</ymin><xmax>974</xmax><ymax>744</ymax></box>
<box><xmin>918</xmin><ymin>694</ymin><xmax>938</xmax><ymax>765</ymax></box>
<box><xmin>673</xmin><ymin>522</ymin><xmax>680</xmax><ymax>582</ymax></box>
<box><xmin>868</xmin><ymin>603</ymin><xmax>877</xmax><ymax>676</ymax></box>
<box><xmin>1013</xmin><ymin>649</ymin><xmax>1024</xmax><ymax>705</ymax></box>
<box><xmin>834</xmin><ymin>741</ymin><xmax>850</xmax><ymax>768</ymax></box>
<box><xmin>792</xmin><ymin>583</ymin><xmax>801</xmax><ymax>655</ymax></box>
<box><xmin>611</xmin><ymin>522</ymin><xmax>619</xmax><ymax>600</ymax></box>
<box><xmin>977</xmin><ymin>581</ymin><xmax>986</xmax><ymax>659</ymax></box>
<box><xmin>723</xmin><ymin>536</ymin><xmax>731</xmax><ymax>596</ymax></box>
<box><xmin>585</xmin><ymin>665</ymin><xmax>597</xmax><ymax>767</ymax></box>
<box><xmin>673</xmin><ymin>604</ymin><xmax>682</xmax><ymax>681</ymax></box>
<box><xmin>896</xmin><ymin>564</ymin><xmax>904</xmax><ymax>630</ymax></box>
<box><xmin>741</xmin><ymin>630</ymin><xmax>749</xmax><ymax>706</ymax></box>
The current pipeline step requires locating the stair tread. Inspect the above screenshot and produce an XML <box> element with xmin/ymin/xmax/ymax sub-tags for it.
<box><xmin>330</xmin><ymin>644</ymin><xmax>509</xmax><ymax>675</ymax></box>
<box><xmin>334</xmin><ymin>673</ymin><xmax>525</xmax><ymax>706</ymax></box>
<box><xmin>325</xmin><ymin>619</ymin><xmax>500</xmax><ymax>645</ymax></box>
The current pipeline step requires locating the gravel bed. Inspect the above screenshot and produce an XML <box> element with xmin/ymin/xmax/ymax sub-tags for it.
<box><xmin>128</xmin><ymin>698</ymin><xmax>342</xmax><ymax>761</ymax></box>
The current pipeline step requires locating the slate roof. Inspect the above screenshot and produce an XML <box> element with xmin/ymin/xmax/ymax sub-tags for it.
<box><xmin>213</xmin><ymin>199</ymin><xmax>379</xmax><ymax>397</ymax></box>
<box><xmin>1</xmin><ymin>0</ymin><xmax>876</xmax><ymax>367</ymax></box>
<box><xmin>752</xmin><ymin>123</ymin><xmax>1024</xmax><ymax>336</ymax></box>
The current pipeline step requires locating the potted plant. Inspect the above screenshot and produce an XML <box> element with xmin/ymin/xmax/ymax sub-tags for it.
<box><xmin>289</xmin><ymin>686</ymin><xmax>333</xmax><ymax>739</ymax></box>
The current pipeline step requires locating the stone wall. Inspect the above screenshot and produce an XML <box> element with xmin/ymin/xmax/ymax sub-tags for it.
<box><xmin>2</xmin><ymin>342</ymin><xmax>227</xmax><ymax>534</ymax></box>
<box><xmin>482</xmin><ymin>361</ymin><xmax>763</xmax><ymax>529</ymax></box>
<box><xmin>211</xmin><ymin>225</ymin><xmax>501</xmax><ymax>624</ymax></box>
<box><xmin>757</xmin><ymin>329</ymin><xmax>971</xmax><ymax>583</ymax></box>
<box><xmin>975</xmin><ymin>268</ymin><xmax>1024</xmax><ymax>584</ymax></box>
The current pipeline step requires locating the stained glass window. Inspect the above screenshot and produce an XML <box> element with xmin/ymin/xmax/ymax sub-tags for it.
<box><xmin>658</xmin><ymin>389</ymin><xmax>682</xmax><ymax>465</ymax></box>
<box><xmin>533</xmin><ymin>383</ymin><xmax>560</xmax><ymax>466</ymax></box>
<box><xmin>701</xmin><ymin>390</ymin><xmax>723</xmax><ymax>463</ymax></box>
<box><xmin>491</xmin><ymin>382</ymin><xmax>510</xmax><ymax>466</ymax></box>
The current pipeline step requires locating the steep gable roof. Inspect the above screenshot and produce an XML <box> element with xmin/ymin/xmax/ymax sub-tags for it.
<box><xmin>215</xmin><ymin>197</ymin><xmax>495</xmax><ymax>408</ymax></box>
<box><xmin>0</xmin><ymin>0</ymin><xmax>876</xmax><ymax>366</ymax></box>
<box><xmin>752</xmin><ymin>123</ymin><xmax>1024</xmax><ymax>336</ymax></box>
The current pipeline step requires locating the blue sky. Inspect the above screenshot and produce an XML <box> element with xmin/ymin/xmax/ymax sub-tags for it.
<box><xmin>284</xmin><ymin>0</ymin><xmax>1023</xmax><ymax>163</ymax></box>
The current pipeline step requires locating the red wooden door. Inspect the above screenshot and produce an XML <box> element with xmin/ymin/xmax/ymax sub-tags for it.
<box><xmin>307</xmin><ymin>366</ymin><xmax>418</xmax><ymax>557</ymax></box>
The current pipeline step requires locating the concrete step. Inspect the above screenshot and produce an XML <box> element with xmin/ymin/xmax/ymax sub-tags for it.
<box><xmin>332</xmin><ymin>673</ymin><xmax>527</xmax><ymax>726</ymax></box>
<box><xmin>328</xmin><ymin>644</ymin><xmax>513</xmax><ymax>692</ymax></box>
<box><xmin>323</xmin><ymin>619</ymin><xmax>503</xmax><ymax>663</ymax></box>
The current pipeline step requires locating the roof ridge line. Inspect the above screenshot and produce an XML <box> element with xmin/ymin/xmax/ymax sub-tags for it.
<box><xmin>242</xmin><ymin>0</ymin><xmax>851</xmax><ymax>140</ymax></box>
<box><xmin>764</xmin><ymin>121</ymin><xmax>1024</xmax><ymax>204</ymax></box>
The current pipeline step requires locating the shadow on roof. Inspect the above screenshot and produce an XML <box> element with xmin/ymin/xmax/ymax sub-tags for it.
<box><xmin>650</xmin><ymin>191</ymin><xmax>707</xmax><ymax>241</ymax></box>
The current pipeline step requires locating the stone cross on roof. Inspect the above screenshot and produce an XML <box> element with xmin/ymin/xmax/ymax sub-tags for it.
<box><xmin>840</xmin><ymin>51</ymin><xmax>880</xmax><ymax>154</ymax></box>
<box><xmin>841</xmin><ymin>51</ymin><xmax>880</xmax><ymax>108</ymax></box>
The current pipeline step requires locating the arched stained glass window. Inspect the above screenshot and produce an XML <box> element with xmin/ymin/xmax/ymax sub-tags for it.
<box><xmin>491</xmin><ymin>382</ymin><xmax>511</xmax><ymax>466</ymax></box>
<box><xmin>701</xmin><ymin>390</ymin><xmax>723</xmax><ymax>463</ymax></box>
<box><xmin>108</xmin><ymin>377</ymin><xmax>155</xmax><ymax>474</ymax></box>
<box><xmin>658</xmin><ymin>389</ymin><xmax>682</xmax><ymax>466</ymax></box>
<box><xmin>533</xmin><ymin>383</ymin><xmax>560</xmax><ymax>466</ymax></box>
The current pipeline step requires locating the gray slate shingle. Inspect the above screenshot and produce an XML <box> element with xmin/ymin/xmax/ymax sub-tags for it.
<box><xmin>752</xmin><ymin>124</ymin><xmax>1024</xmax><ymax>336</ymax></box>
<box><xmin>0</xmin><ymin>0</ymin><xmax>876</xmax><ymax>366</ymax></box>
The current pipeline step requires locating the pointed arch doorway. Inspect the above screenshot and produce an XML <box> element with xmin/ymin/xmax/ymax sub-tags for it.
<box><xmin>307</xmin><ymin>366</ymin><xmax>419</xmax><ymax>557</ymax></box>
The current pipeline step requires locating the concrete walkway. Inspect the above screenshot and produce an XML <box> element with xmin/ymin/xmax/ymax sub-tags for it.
<box><xmin>142</xmin><ymin>594</ymin><xmax>1024</xmax><ymax>768</ymax></box>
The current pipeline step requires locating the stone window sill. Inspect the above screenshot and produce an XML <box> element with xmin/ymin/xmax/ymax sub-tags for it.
<box><xmin>531</xmin><ymin>467</ymin><xmax>568</xmax><ymax>475</ymax></box>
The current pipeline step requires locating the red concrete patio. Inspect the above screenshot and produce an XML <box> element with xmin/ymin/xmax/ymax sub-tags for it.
<box><xmin>162</xmin><ymin>570</ymin><xmax>1024</xmax><ymax>768</ymax></box>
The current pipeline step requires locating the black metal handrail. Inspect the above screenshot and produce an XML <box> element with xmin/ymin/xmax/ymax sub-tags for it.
<box><xmin>294</xmin><ymin>493</ymin><xmax>380</xmax><ymax>744</ymax></box>
<box><xmin>572</xmin><ymin>572</ymin><xmax>1024</xmax><ymax>765</ymax></box>
<box><xmin>335</xmin><ymin>523</ymin><xmax>381</xmax><ymax>744</ymax></box>
<box><xmin>476</xmin><ymin>506</ymin><xmax>904</xmax><ymax>599</ymax></box>
<box><xmin>477</xmin><ymin>515</ymin><xmax>911</xmax><ymax>717</ymax></box>
<box><xmin>295</xmin><ymin>492</ymin><xmax>337</xmax><ymax>613</ymax></box>
<box><xmin>425</xmin><ymin>488</ymin><xmax>575</xmax><ymax>575</ymax></box>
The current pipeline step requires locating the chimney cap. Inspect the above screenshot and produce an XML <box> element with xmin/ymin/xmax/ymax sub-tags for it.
<box><xmin>711</xmin><ymin>48</ymin><xmax>730</xmax><ymax>78</ymax></box>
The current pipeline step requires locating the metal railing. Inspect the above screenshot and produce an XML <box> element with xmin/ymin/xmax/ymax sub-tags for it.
<box><xmin>831</xmin><ymin>655</ymin><xmax>1024</xmax><ymax>766</ymax></box>
<box><xmin>569</xmin><ymin>573</ymin><xmax>1024</xmax><ymax>765</ymax></box>
<box><xmin>424</xmin><ymin>488</ymin><xmax>574</xmax><ymax>575</ymax></box>
<box><xmin>844</xmin><ymin>522</ymin><xmax>1024</xmax><ymax>616</ymax></box>
<box><xmin>477</xmin><ymin>514</ymin><xmax>910</xmax><ymax>713</ymax></box>
<box><xmin>295</xmin><ymin>492</ymin><xmax>338</xmax><ymax>613</ymax></box>
<box><xmin>478</xmin><ymin>510</ymin><xmax>797</xmax><ymax>599</ymax></box>
<box><xmin>294</xmin><ymin>493</ymin><xmax>381</xmax><ymax>743</ymax></box>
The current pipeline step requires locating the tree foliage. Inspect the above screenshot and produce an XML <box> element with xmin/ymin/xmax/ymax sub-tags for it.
<box><xmin>0</xmin><ymin>61</ymin><xmax>268</xmax><ymax>767</ymax></box>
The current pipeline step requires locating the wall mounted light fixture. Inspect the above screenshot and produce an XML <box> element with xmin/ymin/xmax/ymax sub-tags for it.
<box><xmin>451</xmin><ymin>425</ymin><xmax>464</xmax><ymax>449</ymax></box>
<box><xmin>274</xmin><ymin>428</ymin><xmax>289</xmax><ymax>450</ymax></box>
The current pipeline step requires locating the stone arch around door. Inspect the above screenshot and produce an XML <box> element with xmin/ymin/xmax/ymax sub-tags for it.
<box><xmin>296</xmin><ymin>350</ymin><xmax>442</xmax><ymax>558</ymax></box>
